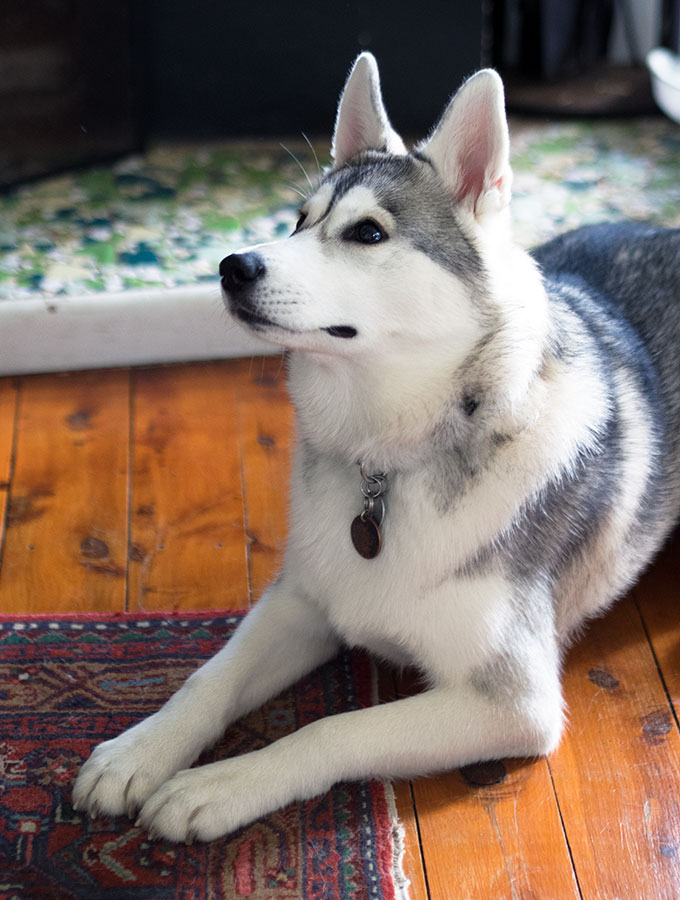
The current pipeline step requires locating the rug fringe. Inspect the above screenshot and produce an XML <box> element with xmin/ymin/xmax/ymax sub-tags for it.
<box><xmin>0</xmin><ymin>607</ymin><xmax>250</xmax><ymax>622</ymax></box>
<box><xmin>370</xmin><ymin>659</ymin><xmax>411</xmax><ymax>899</ymax></box>
<box><xmin>383</xmin><ymin>780</ymin><xmax>412</xmax><ymax>900</ymax></box>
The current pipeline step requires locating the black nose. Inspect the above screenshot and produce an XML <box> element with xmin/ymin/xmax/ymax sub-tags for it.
<box><xmin>219</xmin><ymin>252</ymin><xmax>266</xmax><ymax>291</ymax></box>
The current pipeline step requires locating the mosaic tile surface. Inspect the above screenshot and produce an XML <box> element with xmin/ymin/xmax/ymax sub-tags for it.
<box><xmin>1</xmin><ymin>119</ymin><xmax>679</xmax><ymax>302</ymax></box>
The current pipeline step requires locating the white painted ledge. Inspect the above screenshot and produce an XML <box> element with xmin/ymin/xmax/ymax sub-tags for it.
<box><xmin>0</xmin><ymin>284</ymin><xmax>276</xmax><ymax>375</ymax></box>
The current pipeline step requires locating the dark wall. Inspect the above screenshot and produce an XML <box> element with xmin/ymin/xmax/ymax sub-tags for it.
<box><xmin>1</xmin><ymin>0</ymin><xmax>141</xmax><ymax>187</ymax></box>
<box><xmin>0</xmin><ymin>1</ymin><xmax>482</xmax><ymax>187</ymax></box>
<box><xmin>144</xmin><ymin>1</ymin><xmax>483</xmax><ymax>138</ymax></box>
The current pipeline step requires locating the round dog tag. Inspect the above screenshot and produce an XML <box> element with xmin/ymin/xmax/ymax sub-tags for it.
<box><xmin>351</xmin><ymin>514</ymin><xmax>382</xmax><ymax>559</ymax></box>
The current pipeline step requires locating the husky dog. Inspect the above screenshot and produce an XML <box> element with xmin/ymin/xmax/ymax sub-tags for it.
<box><xmin>73</xmin><ymin>53</ymin><xmax>680</xmax><ymax>843</ymax></box>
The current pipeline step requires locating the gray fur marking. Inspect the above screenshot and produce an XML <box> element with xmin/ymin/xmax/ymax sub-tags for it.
<box><xmin>469</xmin><ymin>650</ymin><xmax>533</xmax><ymax>703</ymax></box>
<box><xmin>299</xmin><ymin>437</ymin><xmax>320</xmax><ymax>491</ymax></box>
<box><xmin>313</xmin><ymin>152</ymin><xmax>489</xmax><ymax>297</ymax></box>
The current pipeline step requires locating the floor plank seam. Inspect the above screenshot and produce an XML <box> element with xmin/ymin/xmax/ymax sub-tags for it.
<box><xmin>545</xmin><ymin>758</ymin><xmax>585</xmax><ymax>900</ymax></box>
<box><xmin>235</xmin><ymin>365</ymin><xmax>255</xmax><ymax>608</ymax></box>
<box><xmin>408</xmin><ymin>778</ymin><xmax>433</xmax><ymax>900</ymax></box>
<box><xmin>632</xmin><ymin>589</ymin><xmax>680</xmax><ymax>735</ymax></box>
<box><xmin>393</xmin><ymin>667</ymin><xmax>432</xmax><ymax>900</ymax></box>
<box><xmin>124</xmin><ymin>368</ymin><xmax>134</xmax><ymax>613</ymax></box>
<box><xmin>0</xmin><ymin>377</ymin><xmax>21</xmax><ymax>580</ymax></box>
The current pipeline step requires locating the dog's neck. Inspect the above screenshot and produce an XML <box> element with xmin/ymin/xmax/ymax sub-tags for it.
<box><xmin>288</xmin><ymin>345</ymin><xmax>467</xmax><ymax>471</ymax></box>
<box><xmin>287</xmin><ymin>243</ymin><xmax>550</xmax><ymax>473</ymax></box>
<box><xmin>288</xmin><ymin>321</ymin><xmax>547</xmax><ymax>473</ymax></box>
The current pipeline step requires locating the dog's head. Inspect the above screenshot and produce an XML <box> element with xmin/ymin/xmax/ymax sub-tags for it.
<box><xmin>221</xmin><ymin>54</ymin><xmax>514</xmax><ymax>361</ymax></box>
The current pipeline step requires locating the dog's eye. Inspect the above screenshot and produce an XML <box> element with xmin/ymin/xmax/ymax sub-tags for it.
<box><xmin>350</xmin><ymin>220</ymin><xmax>387</xmax><ymax>244</ymax></box>
<box><xmin>292</xmin><ymin>213</ymin><xmax>307</xmax><ymax>235</ymax></box>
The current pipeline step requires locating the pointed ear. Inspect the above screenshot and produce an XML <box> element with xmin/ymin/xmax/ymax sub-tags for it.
<box><xmin>331</xmin><ymin>52</ymin><xmax>406</xmax><ymax>169</ymax></box>
<box><xmin>417</xmin><ymin>69</ymin><xmax>511</xmax><ymax>219</ymax></box>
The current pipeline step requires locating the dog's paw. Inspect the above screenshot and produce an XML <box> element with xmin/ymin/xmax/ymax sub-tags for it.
<box><xmin>72</xmin><ymin>718</ymin><xmax>188</xmax><ymax>819</ymax></box>
<box><xmin>136</xmin><ymin>755</ymin><xmax>274</xmax><ymax>843</ymax></box>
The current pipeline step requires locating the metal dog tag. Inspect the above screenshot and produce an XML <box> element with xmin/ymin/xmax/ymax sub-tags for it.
<box><xmin>351</xmin><ymin>514</ymin><xmax>382</xmax><ymax>559</ymax></box>
<box><xmin>352</xmin><ymin>464</ymin><xmax>388</xmax><ymax>559</ymax></box>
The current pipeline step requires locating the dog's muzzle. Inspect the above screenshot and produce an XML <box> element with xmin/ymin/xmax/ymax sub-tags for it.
<box><xmin>219</xmin><ymin>250</ymin><xmax>358</xmax><ymax>339</ymax></box>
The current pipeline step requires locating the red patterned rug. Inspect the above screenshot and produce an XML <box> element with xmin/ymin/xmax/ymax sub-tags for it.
<box><xmin>0</xmin><ymin>611</ymin><xmax>408</xmax><ymax>900</ymax></box>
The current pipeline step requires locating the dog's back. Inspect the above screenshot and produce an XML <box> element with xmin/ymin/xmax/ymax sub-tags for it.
<box><xmin>532</xmin><ymin>224</ymin><xmax>680</xmax><ymax>636</ymax></box>
<box><xmin>534</xmin><ymin>223</ymin><xmax>680</xmax><ymax>483</ymax></box>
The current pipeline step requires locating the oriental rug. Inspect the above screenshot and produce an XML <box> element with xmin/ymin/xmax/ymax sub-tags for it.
<box><xmin>0</xmin><ymin>611</ymin><xmax>408</xmax><ymax>900</ymax></box>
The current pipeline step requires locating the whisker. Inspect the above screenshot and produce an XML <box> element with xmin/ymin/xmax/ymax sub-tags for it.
<box><xmin>285</xmin><ymin>182</ymin><xmax>309</xmax><ymax>201</ymax></box>
<box><xmin>280</xmin><ymin>142</ymin><xmax>314</xmax><ymax>192</ymax></box>
<box><xmin>301</xmin><ymin>132</ymin><xmax>322</xmax><ymax>180</ymax></box>
<box><xmin>275</xmin><ymin>349</ymin><xmax>286</xmax><ymax>381</ymax></box>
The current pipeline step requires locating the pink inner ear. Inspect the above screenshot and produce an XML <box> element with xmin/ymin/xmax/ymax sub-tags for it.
<box><xmin>454</xmin><ymin>147</ymin><xmax>487</xmax><ymax>205</ymax></box>
<box><xmin>338</xmin><ymin>121</ymin><xmax>363</xmax><ymax>160</ymax></box>
<box><xmin>452</xmin><ymin>98</ymin><xmax>503</xmax><ymax>206</ymax></box>
<box><xmin>335</xmin><ymin>97</ymin><xmax>379</xmax><ymax>165</ymax></box>
<box><xmin>352</xmin><ymin>106</ymin><xmax>377</xmax><ymax>147</ymax></box>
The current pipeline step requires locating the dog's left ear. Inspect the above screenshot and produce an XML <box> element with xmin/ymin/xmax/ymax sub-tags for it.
<box><xmin>332</xmin><ymin>52</ymin><xmax>406</xmax><ymax>168</ymax></box>
<box><xmin>417</xmin><ymin>70</ymin><xmax>511</xmax><ymax>220</ymax></box>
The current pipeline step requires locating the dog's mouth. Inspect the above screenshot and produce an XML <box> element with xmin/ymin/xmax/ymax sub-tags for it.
<box><xmin>232</xmin><ymin>304</ymin><xmax>279</xmax><ymax>330</ymax></box>
<box><xmin>230</xmin><ymin>301</ymin><xmax>358</xmax><ymax>341</ymax></box>
<box><xmin>323</xmin><ymin>325</ymin><xmax>358</xmax><ymax>339</ymax></box>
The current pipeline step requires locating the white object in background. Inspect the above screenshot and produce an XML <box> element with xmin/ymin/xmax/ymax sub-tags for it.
<box><xmin>647</xmin><ymin>47</ymin><xmax>680</xmax><ymax>124</ymax></box>
<box><xmin>0</xmin><ymin>284</ymin><xmax>276</xmax><ymax>375</ymax></box>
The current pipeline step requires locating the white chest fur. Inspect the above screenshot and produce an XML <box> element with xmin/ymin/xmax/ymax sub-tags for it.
<box><xmin>284</xmin><ymin>449</ymin><xmax>520</xmax><ymax>681</ymax></box>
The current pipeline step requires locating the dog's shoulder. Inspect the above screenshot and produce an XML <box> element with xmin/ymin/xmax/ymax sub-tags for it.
<box><xmin>532</xmin><ymin>222</ymin><xmax>680</xmax><ymax>421</ymax></box>
<box><xmin>532</xmin><ymin>223</ymin><xmax>680</xmax><ymax>328</ymax></box>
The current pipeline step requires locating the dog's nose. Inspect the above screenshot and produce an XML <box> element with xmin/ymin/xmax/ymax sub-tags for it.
<box><xmin>219</xmin><ymin>252</ymin><xmax>266</xmax><ymax>291</ymax></box>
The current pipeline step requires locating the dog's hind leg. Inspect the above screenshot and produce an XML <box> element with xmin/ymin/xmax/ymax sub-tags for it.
<box><xmin>72</xmin><ymin>582</ymin><xmax>338</xmax><ymax>820</ymax></box>
<box><xmin>135</xmin><ymin>650</ymin><xmax>563</xmax><ymax>842</ymax></box>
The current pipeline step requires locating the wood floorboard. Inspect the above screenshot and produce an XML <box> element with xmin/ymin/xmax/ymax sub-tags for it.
<box><xmin>1</xmin><ymin>361</ymin><xmax>679</xmax><ymax>898</ymax></box>
<box><xmin>548</xmin><ymin>593</ymin><xmax>680</xmax><ymax>899</ymax></box>
<box><xmin>128</xmin><ymin>363</ymin><xmax>249</xmax><ymax>612</ymax></box>
<box><xmin>0</xmin><ymin>369</ymin><xmax>129</xmax><ymax>613</ymax></box>
<box><xmin>634</xmin><ymin>530</ymin><xmax>680</xmax><ymax>717</ymax></box>
<box><xmin>414</xmin><ymin>757</ymin><xmax>582</xmax><ymax>899</ymax></box>
<box><xmin>393</xmin><ymin>669</ymin><xmax>581</xmax><ymax>899</ymax></box>
<box><xmin>232</xmin><ymin>355</ymin><xmax>293</xmax><ymax>603</ymax></box>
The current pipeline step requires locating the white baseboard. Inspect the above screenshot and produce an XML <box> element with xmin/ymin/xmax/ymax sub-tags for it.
<box><xmin>0</xmin><ymin>285</ymin><xmax>277</xmax><ymax>375</ymax></box>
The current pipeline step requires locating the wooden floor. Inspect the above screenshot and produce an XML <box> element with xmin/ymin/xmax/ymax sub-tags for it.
<box><xmin>1</xmin><ymin>358</ymin><xmax>679</xmax><ymax>899</ymax></box>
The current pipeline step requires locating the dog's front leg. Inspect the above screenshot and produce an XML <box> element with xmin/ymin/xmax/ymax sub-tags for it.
<box><xmin>136</xmin><ymin>676</ymin><xmax>563</xmax><ymax>843</ymax></box>
<box><xmin>72</xmin><ymin>584</ymin><xmax>338</xmax><ymax>820</ymax></box>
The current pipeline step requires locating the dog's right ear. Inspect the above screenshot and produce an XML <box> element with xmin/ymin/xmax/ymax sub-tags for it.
<box><xmin>331</xmin><ymin>53</ymin><xmax>406</xmax><ymax>169</ymax></box>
